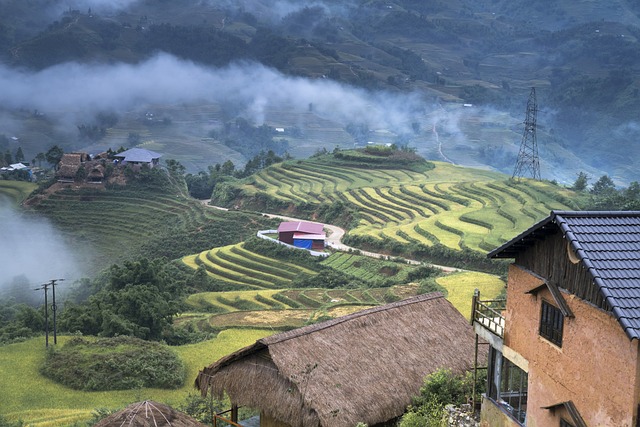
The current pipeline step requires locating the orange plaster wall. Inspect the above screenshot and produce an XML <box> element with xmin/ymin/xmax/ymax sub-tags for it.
<box><xmin>480</xmin><ymin>396</ymin><xmax>521</xmax><ymax>427</ymax></box>
<box><xmin>504</xmin><ymin>264</ymin><xmax>640</xmax><ymax>427</ymax></box>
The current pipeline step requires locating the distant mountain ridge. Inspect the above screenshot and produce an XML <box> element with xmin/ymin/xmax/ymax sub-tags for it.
<box><xmin>1</xmin><ymin>0</ymin><xmax>639</xmax><ymax>183</ymax></box>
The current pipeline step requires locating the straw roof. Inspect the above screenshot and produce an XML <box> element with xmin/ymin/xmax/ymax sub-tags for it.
<box><xmin>89</xmin><ymin>164</ymin><xmax>105</xmax><ymax>179</ymax></box>
<box><xmin>56</xmin><ymin>153</ymin><xmax>85</xmax><ymax>178</ymax></box>
<box><xmin>196</xmin><ymin>293</ymin><xmax>482</xmax><ymax>427</ymax></box>
<box><xmin>94</xmin><ymin>401</ymin><xmax>207</xmax><ymax>427</ymax></box>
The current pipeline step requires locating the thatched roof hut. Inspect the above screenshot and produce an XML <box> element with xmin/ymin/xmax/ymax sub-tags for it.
<box><xmin>94</xmin><ymin>401</ymin><xmax>207</xmax><ymax>427</ymax></box>
<box><xmin>56</xmin><ymin>153</ymin><xmax>85</xmax><ymax>180</ymax></box>
<box><xmin>196</xmin><ymin>293</ymin><xmax>482</xmax><ymax>427</ymax></box>
<box><xmin>88</xmin><ymin>164</ymin><xmax>105</xmax><ymax>182</ymax></box>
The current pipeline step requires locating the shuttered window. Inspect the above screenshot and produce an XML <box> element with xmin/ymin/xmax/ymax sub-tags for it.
<box><xmin>540</xmin><ymin>300</ymin><xmax>564</xmax><ymax>346</ymax></box>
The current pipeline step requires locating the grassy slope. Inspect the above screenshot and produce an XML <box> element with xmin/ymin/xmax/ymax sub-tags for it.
<box><xmin>1</xmin><ymin>329</ymin><xmax>269</xmax><ymax>425</ymax></box>
<box><xmin>437</xmin><ymin>271</ymin><xmax>505</xmax><ymax>319</ymax></box>
<box><xmin>0</xmin><ymin>181</ymin><xmax>37</xmax><ymax>205</ymax></box>
<box><xmin>27</xmin><ymin>179</ymin><xmax>276</xmax><ymax>272</ymax></box>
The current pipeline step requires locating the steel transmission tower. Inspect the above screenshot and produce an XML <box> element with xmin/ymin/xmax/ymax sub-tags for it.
<box><xmin>512</xmin><ymin>87</ymin><xmax>540</xmax><ymax>180</ymax></box>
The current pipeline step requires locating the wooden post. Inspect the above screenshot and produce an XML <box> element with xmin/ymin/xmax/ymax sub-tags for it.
<box><xmin>231</xmin><ymin>405</ymin><xmax>238</xmax><ymax>423</ymax></box>
<box><xmin>472</xmin><ymin>333</ymin><xmax>479</xmax><ymax>410</ymax></box>
<box><xmin>471</xmin><ymin>288</ymin><xmax>479</xmax><ymax>325</ymax></box>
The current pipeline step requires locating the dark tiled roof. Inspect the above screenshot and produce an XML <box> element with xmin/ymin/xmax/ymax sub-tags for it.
<box><xmin>489</xmin><ymin>211</ymin><xmax>640</xmax><ymax>340</ymax></box>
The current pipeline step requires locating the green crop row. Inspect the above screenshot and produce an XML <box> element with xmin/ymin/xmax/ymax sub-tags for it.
<box><xmin>183</xmin><ymin>243</ymin><xmax>320</xmax><ymax>290</ymax></box>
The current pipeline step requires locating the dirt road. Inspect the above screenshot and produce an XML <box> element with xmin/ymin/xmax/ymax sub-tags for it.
<box><xmin>200</xmin><ymin>200</ymin><xmax>459</xmax><ymax>272</ymax></box>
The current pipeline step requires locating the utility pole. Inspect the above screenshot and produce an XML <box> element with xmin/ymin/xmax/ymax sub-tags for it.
<box><xmin>35</xmin><ymin>279</ymin><xmax>64</xmax><ymax>347</ymax></box>
<box><xmin>512</xmin><ymin>87</ymin><xmax>541</xmax><ymax>180</ymax></box>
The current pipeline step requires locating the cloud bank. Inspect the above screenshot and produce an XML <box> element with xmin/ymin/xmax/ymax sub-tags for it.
<box><xmin>0</xmin><ymin>53</ymin><xmax>427</xmax><ymax>132</ymax></box>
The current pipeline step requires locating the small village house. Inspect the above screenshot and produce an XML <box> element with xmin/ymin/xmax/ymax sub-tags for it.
<box><xmin>56</xmin><ymin>152</ymin><xmax>89</xmax><ymax>182</ymax></box>
<box><xmin>113</xmin><ymin>148</ymin><xmax>162</xmax><ymax>169</ymax></box>
<box><xmin>87</xmin><ymin>164</ymin><xmax>105</xmax><ymax>183</ymax></box>
<box><xmin>472</xmin><ymin>211</ymin><xmax>640</xmax><ymax>427</ymax></box>
<box><xmin>196</xmin><ymin>292</ymin><xmax>483</xmax><ymax>427</ymax></box>
<box><xmin>277</xmin><ymin>221</ymin><xmax>325</xmax><ymax>250</ymax></box>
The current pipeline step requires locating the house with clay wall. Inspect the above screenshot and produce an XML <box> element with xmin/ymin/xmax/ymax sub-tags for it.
<box><xmin>472</xmin><ymin>210</ymin><xmax>640</xmax><ymax>427</ymax></box>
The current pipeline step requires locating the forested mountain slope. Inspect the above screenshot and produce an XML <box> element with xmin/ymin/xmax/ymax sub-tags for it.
<box><xmin>1</xmin><ymin>0</ymin><xmax>639</xmax><ymax>182</ymax></box>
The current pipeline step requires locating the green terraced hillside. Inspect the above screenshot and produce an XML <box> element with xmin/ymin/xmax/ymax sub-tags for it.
<box><xmin>220</xmin><ymin>155</ymin><xmax>578</xmax><ymax>253</ymax></box>
<box><xmin>182</xmin><ymin>242</ymin><xmax>319</xmax><ymax>289</ymax></box>
<box><xmin>28</xmin><ymin>183</ymin><xmax>275</xmax><ymax>271</ymax></box>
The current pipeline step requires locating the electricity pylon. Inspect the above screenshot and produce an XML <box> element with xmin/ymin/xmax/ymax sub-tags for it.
<box><xmin>512</xmin><ymin>87</ymin><xmax>540</xmax><ymax>180</ymax></box>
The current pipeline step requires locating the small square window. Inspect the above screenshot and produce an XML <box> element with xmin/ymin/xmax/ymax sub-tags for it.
<box><xmin>540</xmin><ymin>300</ymin><xmax>564</xmax><ymax>346</ymax></box>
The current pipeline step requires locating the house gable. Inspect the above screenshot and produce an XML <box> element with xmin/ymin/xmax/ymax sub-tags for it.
<box><xmin>490</xmin><ymin>211</ymin><xmax>640</xmax><ymax>340</ymax></box>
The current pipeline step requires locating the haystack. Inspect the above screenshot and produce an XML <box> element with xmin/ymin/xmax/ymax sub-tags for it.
<box><xmin>94</xmin><ymin>401</ymin><xmax>207</xmax><ymax>427</ymax></box>
<box><xmin>196</xmin><ymin>292</ymin><xmax>483</xmax><ymax>427</ymax></box>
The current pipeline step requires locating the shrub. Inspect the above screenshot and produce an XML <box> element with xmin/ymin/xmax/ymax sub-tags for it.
<box><xmin>400</xmin><ymin>368</ymin><xmax>485</xmax><ymax>426</ymax></box>
<box><xmin>40</xmin><ymin>336</ymin><xmax>186</xmax><ymax>391</ymax></box>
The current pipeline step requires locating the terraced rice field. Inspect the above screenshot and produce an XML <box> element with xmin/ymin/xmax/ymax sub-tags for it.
<box><xmin>182</xmin><ymin>243</ymin><xmax>318</xmax><ymax>289</ymax></box>
<box><xmin>321</xmin><ymin>252</ymin><xmax>417</xmax><ymax>282</ymax></box>
<box><xmin>31</xmin><ymin>186</ymin><xmax>266</xmax><ymax>269</ymax></box>
<box><xmin>0</xmin><ymin>181</ymin><xmax>37</xmax><ymax>204</ymax></box>
<box><xmin>238</xmin><ymin>160</ymin><xmax>576</xmax><ymax>251</ymax></box>
<box><xmin>184</xmin><ymin>285</ymin><xmax>417</xmax><ymax>329</ymax></box>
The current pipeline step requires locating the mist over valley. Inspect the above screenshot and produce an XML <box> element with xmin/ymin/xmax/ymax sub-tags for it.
<box><xmin>0</xmin><ymin>0</ymin><xmax>639</xmax><ymax>183</ymax></box>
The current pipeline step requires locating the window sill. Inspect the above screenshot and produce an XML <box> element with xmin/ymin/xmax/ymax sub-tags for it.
<box><xmin>484</xmin><ymin>395</ymin><xmax>526</xmax><ymax>426</ymax></box>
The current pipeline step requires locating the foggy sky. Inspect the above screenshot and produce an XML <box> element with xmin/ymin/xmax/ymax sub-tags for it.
<box><xmin>0</xmin><ymin>199</ymin><xmax>83</xmax><ymax>294</ymax></box>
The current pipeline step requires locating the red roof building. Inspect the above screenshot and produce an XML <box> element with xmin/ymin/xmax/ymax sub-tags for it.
<box><xmin>277</xmin><ymin>221</ymin><xmax>325</xmax><ymax>250</ymax></box>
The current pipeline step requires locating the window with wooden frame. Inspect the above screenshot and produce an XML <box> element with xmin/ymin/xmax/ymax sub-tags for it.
<box><xmin>540</xmin><ymin>300</ymin><xmax>564</xmax><ymax>346</ymax></box>
<box><xmin>487</xmin><ymin>347</ymin><xmax>528</xmax><ymax>425</ymax></box>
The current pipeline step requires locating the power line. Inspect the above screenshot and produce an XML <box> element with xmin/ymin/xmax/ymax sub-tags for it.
<box><xmin>34</xmin><ymin>279</ymin><xmax>64</xmax><ymax>347</ymax></box>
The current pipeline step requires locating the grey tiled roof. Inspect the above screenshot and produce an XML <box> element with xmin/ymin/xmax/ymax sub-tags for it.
<box><xmin>114</xmin><ymin>148</ymin><xmax>162</xmax><ymax>163</ymax></box>
<box><xmin>489</xmin><ymin>211</ymin><xmax>640</xmax><ymax>340</ymax></box>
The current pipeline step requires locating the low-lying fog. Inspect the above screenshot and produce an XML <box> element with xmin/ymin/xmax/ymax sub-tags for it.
<box><xmin>0</xmin><ymin>198</ymin><xmax>83</xmax><ymax>301</ymax></box>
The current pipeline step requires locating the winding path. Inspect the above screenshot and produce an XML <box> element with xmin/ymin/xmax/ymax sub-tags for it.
<box><xmin>200</xmin><ymin>200</ymin><xmax>460</xmax><ymax>273</ymax></box>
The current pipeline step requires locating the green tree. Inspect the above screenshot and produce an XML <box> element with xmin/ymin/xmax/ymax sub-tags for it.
<box><xmin>45</xmin><ymin>145</ymin><xmax>64</xmax><ymax>167</ymax></box>
<box><xmin>165</xmin><ymin>159</ymin><xmax>186</xmax><ymax>175</ymax></box>
<box><xmin>58</xmin><ymin>258</ymin><xmax>185</xmax><ymax>341</ymax></box>
<box><xmin>220</xmin><ymin>160</ymin><xmax>235</xmax><ymax>176</ymax></box>
<box><xmin>3</xmin><ymin>149</ymin><xmax>12</xmax><ymax>165</ymax></box>
<box><xmin>34</xmin><ymin>152</ymin><xmax>46</xmax><ymax>167</ymax></box>
<box><xmin>591</xmin><ymin>175</ymin><xmax>616</xmax><ymax>196</ymax></box>
<box><xmin>571</xmin><ymin>171</ymin><xmax>589</xmax><ymax>192</ymax></box>
<box><xmin>14</xmin><ymin>147</ymin><xmax>24</xmax><ymax>163</ymax></box>
<box><xmin>625</xmin><ymin>181</ymin><xmax>640</xmax><ymax>200</ymax></box>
